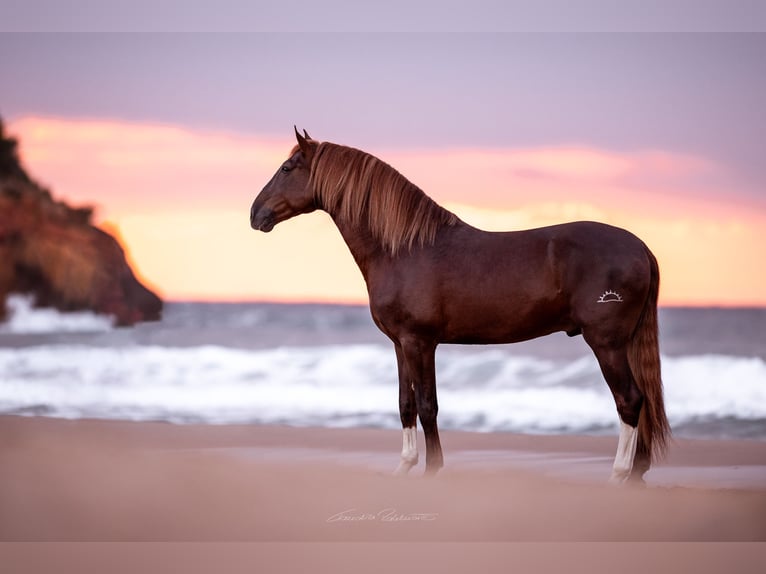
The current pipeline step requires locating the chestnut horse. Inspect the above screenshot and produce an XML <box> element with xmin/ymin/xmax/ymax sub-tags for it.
<box><xmin>250</xmin><ymin>129</ymin><xmax>670</xmax><ymax>483</ymax></box>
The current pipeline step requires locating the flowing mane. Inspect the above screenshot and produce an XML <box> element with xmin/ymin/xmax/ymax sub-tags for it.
<box><xmin>309</xmin><ymin>142</ymin><xmax>458</xmax><ymax>255</ymax></box>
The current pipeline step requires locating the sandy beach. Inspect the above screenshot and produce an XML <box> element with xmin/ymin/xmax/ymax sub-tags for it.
<box><xmin>1</xmin><ymin>415</ymin><xmax>765</xmax><ymax>571</ymax></box>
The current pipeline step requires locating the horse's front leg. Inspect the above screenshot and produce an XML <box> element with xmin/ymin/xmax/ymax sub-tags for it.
<box><xmin>400</xmin><ymin>337</ymin><xmax>443</xmax><ymax>476</ymax></box>
<box><xmin>393</xmin><ymin>342</ymin><xmax>419</xmax><ymax>475</ymax></box>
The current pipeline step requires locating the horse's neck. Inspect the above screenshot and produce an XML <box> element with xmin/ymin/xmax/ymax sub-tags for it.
<box><xmin>326</xmin><ymin>209</ymin><xmax>384</xmax><ymax>279</ymax></box>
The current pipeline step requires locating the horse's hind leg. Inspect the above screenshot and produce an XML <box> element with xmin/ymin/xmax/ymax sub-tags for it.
<box><xmin>589</xmin><ymin>343</ymin><xmax>645</xmax><ymax>484</ymax></box>
<box><xmin>394</xmin><ymin>343</ymin><xmax>419</xmax><ymax>475</ymax></box>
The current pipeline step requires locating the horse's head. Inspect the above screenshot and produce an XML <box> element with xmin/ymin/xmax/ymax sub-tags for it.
<box><xmin>250</xmin><ymin>127</ymin><xmax>318</xmax><ymax>232</ymax></box>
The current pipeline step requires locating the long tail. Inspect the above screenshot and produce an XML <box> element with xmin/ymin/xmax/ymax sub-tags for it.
<box><xmin>627</xmin><ymin>247</ymin><xmax>671</xmax><ymax>462</ymax></box>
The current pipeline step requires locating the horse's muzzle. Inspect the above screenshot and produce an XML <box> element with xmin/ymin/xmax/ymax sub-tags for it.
<box><xmin>250</xmin><ymin>205</ymin><xmax>276</xmax><ymax>232</ymax></box>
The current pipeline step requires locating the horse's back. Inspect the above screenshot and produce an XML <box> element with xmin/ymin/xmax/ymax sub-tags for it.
<box><xmin>368</xmin><ymin>219</ymin><xmax>654</xmax><ymax>345</ymax></box>
<box><xmin>459</xmin><ymin>219</ymin><xmax>652</xmax><ymax>290</ymax></box>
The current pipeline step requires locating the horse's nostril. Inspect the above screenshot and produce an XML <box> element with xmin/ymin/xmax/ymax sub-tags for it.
<box><xmin>250</xmin><ymin>203</ymin><xmax>263</xmax><ymax>229</ymax></box>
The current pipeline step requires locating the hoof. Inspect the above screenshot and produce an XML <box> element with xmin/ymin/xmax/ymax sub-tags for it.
<box><xmin>393</xmin><ymin>459</ymin><xmax>418</xmax><ymax>476</ymax></box>
<box><xmin>608</xmin><ymin>471</ymin><xmax>647</xmax><ymax>487</ymax></box>
<box><xmin>608</xmin><ymin>470</ymin><xmax>630</xmax><ymax>486</ymax></box>
<box><xmin>423</xmin><ymin>463</ymin><xmax>443</xmax><ymax>478</ymax></box>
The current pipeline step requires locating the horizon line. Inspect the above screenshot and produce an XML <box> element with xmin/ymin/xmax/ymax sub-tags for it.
<box><xmin>159</xmin><ymin>297</ymin><xmax>766</xmax><ymax>311</ymax></box>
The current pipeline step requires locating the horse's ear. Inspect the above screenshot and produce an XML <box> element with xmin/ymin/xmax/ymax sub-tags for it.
<box><xmin>294</xmin><ymin>126</ymin><xmax>315</xmax><ymax>165</ymax></box>
<box><xmin>303</xmin><ymin>129</ymin><xmax>311</xmax><ymax>140</ymax></box>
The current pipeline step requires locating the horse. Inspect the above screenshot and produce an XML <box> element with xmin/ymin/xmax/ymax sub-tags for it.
<box><xmin>250</xmin><ymin>128</ymin><xmax>670</xmax><ymax>484</ymax></box>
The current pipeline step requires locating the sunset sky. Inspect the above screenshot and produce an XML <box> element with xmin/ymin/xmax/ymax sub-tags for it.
<box><xmin>1</xmin><ymin>21</ymin><xmax>765</xmax><ymax>306</ymax></box>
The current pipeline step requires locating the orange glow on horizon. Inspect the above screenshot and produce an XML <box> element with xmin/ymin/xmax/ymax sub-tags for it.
<box><xmin>8</xmin><ymin>116</ymin><xmax>766</xmax><ymax>308</ymax></box>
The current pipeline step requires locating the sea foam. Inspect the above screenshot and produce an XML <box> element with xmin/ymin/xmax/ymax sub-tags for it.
<box><xmin>0</xmin><ymin>294</ymin><xmax>114</xmax><ymax>334</ymax></box>
<box><xmin>1</xmin><ymin>343</ymin><xmax>764</xmax><ymax>437</ymax></box>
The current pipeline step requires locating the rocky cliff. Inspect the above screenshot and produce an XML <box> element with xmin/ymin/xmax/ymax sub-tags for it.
<box><xmin>0</xmin><ymin>117</ymin><xmax>162</xmax><ymax>326</ymax></box>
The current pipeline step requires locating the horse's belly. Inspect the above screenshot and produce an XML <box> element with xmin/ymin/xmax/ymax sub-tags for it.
<box><xmin>441</xmin><ymin>301</ymin><xmax>571</xmax><ymax>345</ymax></box>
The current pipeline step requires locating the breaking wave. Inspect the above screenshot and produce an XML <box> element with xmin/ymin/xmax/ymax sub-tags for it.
<box><xmin>1</xmin><ymin>343</ymin><xmax>764</xmax><ymax>438</ymax></box>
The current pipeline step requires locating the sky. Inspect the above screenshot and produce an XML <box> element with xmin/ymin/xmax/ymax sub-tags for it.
<box><xmin>1</xmin><ymin>9</ymin><xmax>765</xmax><ymax>306</ymax></box>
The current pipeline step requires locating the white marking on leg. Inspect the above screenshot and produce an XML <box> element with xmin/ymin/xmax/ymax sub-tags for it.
<box><xmin>393</xmin><ymin>426</ymin><xmax>418</xmax><ymax>476</ymax></box>
<box><xmin>609</xmin><ymin>420</ymin><xmax>638</xmax><ymax>485</ymax></box>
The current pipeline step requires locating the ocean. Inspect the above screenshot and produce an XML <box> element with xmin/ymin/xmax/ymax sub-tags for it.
<box><xmin>1</xmin><ymin>294</ymin><xmax>765</xmax><ymax>441</ymax></box>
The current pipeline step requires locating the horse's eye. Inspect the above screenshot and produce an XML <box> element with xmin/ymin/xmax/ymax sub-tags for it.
<box><xmin>281</xmin><ymin>165</ymin><xmax>291</xmax><ymax>173</ymax></box>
